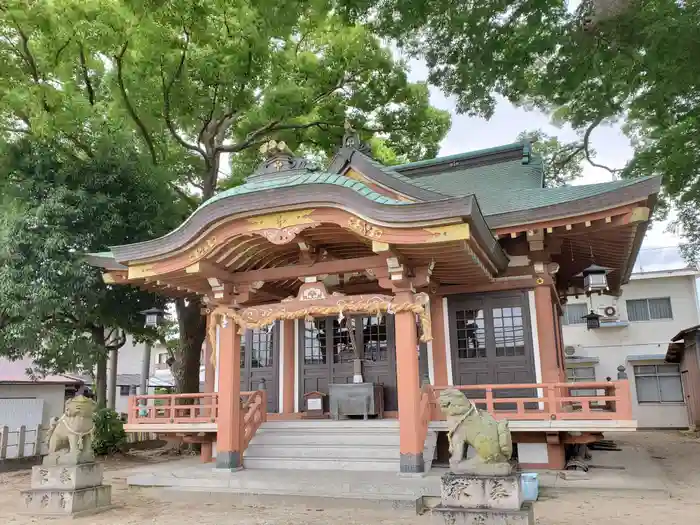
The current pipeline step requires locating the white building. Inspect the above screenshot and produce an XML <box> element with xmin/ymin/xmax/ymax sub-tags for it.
<box><xmin>561</xmin><ymin>247</ymin><xmax>699</xmax><ymax>429</ymax></box>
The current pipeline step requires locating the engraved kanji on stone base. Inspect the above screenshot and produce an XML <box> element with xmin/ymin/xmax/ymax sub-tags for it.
<box><xmin>441</xmin><ymin>473</ymin><xmax>523</xmax><ymax>511</ymax></box>
<box><xmin>21</xmin><ymin>463</ymin><xmax>112</xmax><ymax>517</ymax></box>
<box><xmin>29</xmin><ymin>463</ymin><xmax>103</xmax><ymax>491</ymax></box>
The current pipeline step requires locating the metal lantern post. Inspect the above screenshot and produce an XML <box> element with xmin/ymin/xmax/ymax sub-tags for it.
<box><xmin>139</xmin><ymin>308</ymin><xmax>166</xmax><ymax>413</ymax></box>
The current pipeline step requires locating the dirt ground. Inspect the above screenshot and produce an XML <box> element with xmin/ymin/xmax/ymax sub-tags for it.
<box><xmin>1</xmin><ymin>431</ymin><xmax>700</xmax><ymax>524</ymax></box>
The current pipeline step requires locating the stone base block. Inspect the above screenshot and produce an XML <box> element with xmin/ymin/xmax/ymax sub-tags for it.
<box><xmin>30</xmin><ymin>462</ymin><xmax>104</xmax><ymax>490</ymax></box>
<box><xmin>441</xmin><ymin>473</ymin><xmax>522</xmax><ymax>511</ymax></box>
<box><xmin>432</xmin><ymin>502</ymin><xmax>534</xmax><ymax>525</ymax></box>
<box><xmin>21</xmin><ymin>485</ymin><xmax>112</xmax><ymax>516</ymax></box>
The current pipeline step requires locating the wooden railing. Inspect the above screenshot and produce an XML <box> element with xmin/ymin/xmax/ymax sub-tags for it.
<box><xmin>127</xmin><ymin>393</ymin><xmax>219</xmax><ymax>424</ymax></box>
<box><xmin>427</xmin><ymin>380</ymin><xmax>634</xmax><ymax>421</ymax></box>
<box><xmin>241</xmin><ymin>390</ymin><xmax>267</xmax><ymax>451</ymax></box>
<box><xmin>127</xmin><ymin>391</ymin><xmax>269</xmax><ymax>455</ymax></box>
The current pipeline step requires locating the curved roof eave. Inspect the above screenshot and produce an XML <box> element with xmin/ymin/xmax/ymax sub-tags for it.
<box><xmin>109</xmin><ymin>184</ymin><xmax>484</xmax><ymax>264</ymax></box>
<box><xmin>485</xmin><ymin>176</ymin><xmax>661</xmax><ymax>229</ymax></box>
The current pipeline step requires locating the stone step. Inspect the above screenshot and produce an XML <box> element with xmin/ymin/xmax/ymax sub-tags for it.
<box><xmin>261</xmin><ymin>420</ymin><xmax>399</xmax><ymax>430</ymax></box>
<box><xmin>250</xmin><ymin>432</ymin><xmax>401</xmax><ymax>446</ymax></box>
<box><xmin>244</xmin><ymin>443</ymin><xmax>399</xmax><ymax>460</ymax></box>
<box><xmin>242</xmin><ymin>456</ymin><xmax>401</xmax><ymax>471</ymax></box>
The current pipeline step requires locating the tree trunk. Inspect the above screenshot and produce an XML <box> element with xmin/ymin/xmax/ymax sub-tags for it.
<box><xmin>91</xmin><ymin>327</ymin><xmax>108</xmax><ymax>409</ymax></box>
<box><xmin>173</xmin><ymin>298</ymin><xmax>206</xmax><ymax>394</ymax></box>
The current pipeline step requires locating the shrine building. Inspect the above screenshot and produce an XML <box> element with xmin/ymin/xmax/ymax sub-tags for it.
<box><xmin>87</xmin><ymin>131</ymin><xmax>659</xmax><ymax>472</ymax></box>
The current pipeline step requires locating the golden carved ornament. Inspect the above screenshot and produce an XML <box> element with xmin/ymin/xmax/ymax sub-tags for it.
<box><xmin>347</xmin><ymin>217</ymin><xmax>383</xmax><ymax>239</ymax></box>
<box><xmin>188</xmin><ymin>236</ymin><xmax>218</xmax><ymax>261</ymax></box>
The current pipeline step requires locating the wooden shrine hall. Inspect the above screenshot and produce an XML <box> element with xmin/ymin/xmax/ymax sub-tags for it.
<box><xmin>87</xmin><ymin>131</ymin><xmax>659</xmax><ymax>473</ymax></box>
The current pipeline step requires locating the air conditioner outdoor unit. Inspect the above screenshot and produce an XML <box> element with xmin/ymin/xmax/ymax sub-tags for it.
<box><xmin>597</xmin><ymin>304</ymin><xmax>619</xmax><ymax>319</ymax></box>
<box><xmin>564</xmin><ymin>344</ymin><xmax>584</xmax><ymax>357</ymax></box>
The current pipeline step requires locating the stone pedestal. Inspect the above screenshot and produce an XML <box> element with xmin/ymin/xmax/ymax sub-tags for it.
<box><xmin>433</xmin><ymin>473</ymin><xmax>534</xmax><ymax>525</ymax></box>
<box><xmin>21</xmin><ymin>463</ymin><xmax>113</xmax><ymax>517</ymax></box>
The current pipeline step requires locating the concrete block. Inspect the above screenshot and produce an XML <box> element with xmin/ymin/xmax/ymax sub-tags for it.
<box><xmin>30</xmin><ymin>463</ymin><xmax>104</xmax><ymax>490</ymax></box>
<box><xmin>21</xmin><ymin>485</ymin><xmax>112</xmax><ymax>516</ymax></box>
<box><xmin>432</xmin><ymin>502</ymin><xmax>534</xmax><ymax>525</ymax></box>
<box><xmin>441</xmin><ymin>473</ymin><xmax>523</xmax><ymax>511</ymax></box>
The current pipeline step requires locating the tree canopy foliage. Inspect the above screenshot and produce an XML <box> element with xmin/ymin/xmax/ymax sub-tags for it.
<box><xmin>0</xmin><ymin>0</ymin><xmax>451</xmax><ymax>392</ymax></box>
<box><xmin>0</xmin><ymin>138</ymin><xmax>181</xmax><ymax>405</ymax></box>
<box><xmin>348</xmin><ymin>0</ymin><xmax>698</xmax><ymax>248</ymax></box>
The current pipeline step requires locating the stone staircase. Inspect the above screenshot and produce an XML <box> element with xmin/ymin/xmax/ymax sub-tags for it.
<box><xmin>243</xmin><ymin>419</ymin><xmax>438</xmax><ymax>472</ymax></box>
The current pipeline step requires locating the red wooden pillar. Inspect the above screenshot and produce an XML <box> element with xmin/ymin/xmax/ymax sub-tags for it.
<box><xmin>395</xmin><ymin>291</ymin><xmax>424</xmax><ymax>473</ymax></box>
<box><xmin>216</xmin><ymin>318</ymin><xmax>242</xmax><ymax>469</ymax></box>
<box><xmin>534</xmin><ymin>286</ymin><xmax>560</xmax><ymax>383</ymax></box>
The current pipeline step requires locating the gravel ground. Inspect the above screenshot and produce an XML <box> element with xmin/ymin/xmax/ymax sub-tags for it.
<box><xmin>1</xmin><ymin>431</ymin><xmax>699</xmax><ymax>524</ymax></box>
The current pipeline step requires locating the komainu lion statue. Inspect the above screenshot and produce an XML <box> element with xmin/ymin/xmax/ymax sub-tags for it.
<box><xmin>438</xmin><ymin>388</ymin><xmax>513</xmax><ymax>475</ymax></box>
<box><xmin>44</xmin><ymin>395</ymin><xmax>97</xmax><ymax>466</ymax></box>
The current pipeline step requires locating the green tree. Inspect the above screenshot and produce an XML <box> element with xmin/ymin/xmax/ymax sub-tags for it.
<box><xmin>0</xmin><ymin>1</ymin><xmax>450</xmax><ymax>393</ymax></box>
<box><xmin>0</xmin><ymin>138</ymin><xmax>182</xmax><ymax>406</ymax></box>
<box><xmin>351</xmin><ymin>0</ymin><xmax>698</xmax><ymax>241</ymax></box>
<box><xmin>517</xmin><ymin>130</ymin><xmax>587</xmax><ymax>187</ymax></box>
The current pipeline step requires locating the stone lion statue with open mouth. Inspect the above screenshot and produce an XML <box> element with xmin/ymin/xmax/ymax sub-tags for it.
<box><xmin>438</xmin><ymin>388</ymin><xmax>513</xmax><ymax>475</ymax></box>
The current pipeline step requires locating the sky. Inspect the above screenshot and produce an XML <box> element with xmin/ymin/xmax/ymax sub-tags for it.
<box><xmin>405</xmin><ymin>60</ymin><xmax>679</xmax><ymax>250</ymax></box>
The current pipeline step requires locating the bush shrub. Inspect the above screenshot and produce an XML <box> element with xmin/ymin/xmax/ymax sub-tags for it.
<box><xmin>92</xmin><ymin>408</ymin><xmax>126</xmax><ymax>456</ymax></box>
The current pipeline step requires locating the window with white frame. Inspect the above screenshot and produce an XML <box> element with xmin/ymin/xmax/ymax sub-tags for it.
<box><xmin>633</xmin><ymin>364</ymin><xmax>684</xmax><ymax>403</ymax></box>
<box><xmin>626</xmin><ymin>298</ymin><xmax>673</xmax><ymax>322</ymax></box>
<box><xmin>566</xmin><ymin>365</ymin><xmax>597</xmax><ymax>396</ymax></box>
<box><xmin>562</xmin><ymin>303</ymin><xmax>588</xmax><ymax>325</ymax></box>
<box><xmin>156</xmin><ymin>352</ymin><xmax>168</xmax><ymax>364</ymax></box>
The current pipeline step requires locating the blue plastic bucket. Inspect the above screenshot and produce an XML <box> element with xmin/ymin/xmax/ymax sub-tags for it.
<box><xmin>521</xmin><ymin>473</ymin><xmax>539</xmax><ymax>502</ymax></box>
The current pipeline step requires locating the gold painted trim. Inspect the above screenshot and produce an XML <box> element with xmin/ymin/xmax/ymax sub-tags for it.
<box><xmin>424</xmin><ymin>223</ymin><xmax>470</xmax><ymax>242</ymax></box>
<box><xmin>246</xmin><ymin>209</ymin><xmax>315</xmax><ymax>231</ymax></box>
<box><xmin>128</xmin><ymin>264</ymin><xmax>155</xmax><ymax>279</ymax></box>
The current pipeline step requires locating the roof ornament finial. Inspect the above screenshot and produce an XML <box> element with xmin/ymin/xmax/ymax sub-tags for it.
<box><xmin>249</xmin><ymin>139</ymin><xmax>313</xmax><ymax>180</ymax></box>
<box><xmin>342</xmin><ymin>119</ymin><xmax>372</xmax><ymax>157</ymax></box>
<box><xmin>259</xmin><ymin>139</ymin><xmax>291</xmax><ymax>159</ymax></box>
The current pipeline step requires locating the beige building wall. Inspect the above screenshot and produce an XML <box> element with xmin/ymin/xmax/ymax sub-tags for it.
<box><xmin>0</xmin><ymin>383</ymin><xmax>67</xmax><ymax>426</ymax></box>
<box><xmin>562</xmin><ymin>270</ymin><xmax>698</xmax><ymax>428</ymax></box>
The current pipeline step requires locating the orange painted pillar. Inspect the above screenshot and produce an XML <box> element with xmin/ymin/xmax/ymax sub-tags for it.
<box><xmin>282</xmin><ymin>320</ymin><xmax>295</xmax><ymax>414</ymax></box>
<box><xmin>430</xmin><ymin>296</ymin><xmax>448</xmax><ymax>386</ymax></box>
<box><xmin>395</xmin><ymin>291</ymin><xmax>424</xmax><ymax>473</ymax></box>
<box><xmin>534</xmin><ymin>286</ymin><xmax>560</xmax><ymax>383</ymax></box>
<box><xmin>216</xmin><ymin>318</ymin><xmax>242</xmax><ymax>470</ymax></box>
<box><xmin>201</xmin><ymin>314</ymin><xmax>216</xmax><ymax>463</ymax></box>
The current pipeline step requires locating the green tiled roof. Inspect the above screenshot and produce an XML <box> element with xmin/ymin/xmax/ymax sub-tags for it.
<box><xmin>393</xmin><ymin>141</ymin><xmax>525</xmax><ymax>171</ymax></box>
<box><xmin>202</xmin><ymin>171</ymin><xmax>407</xmax><ymax>210</ymax></box>
<box><xmin>384</xmin><ymin>155</ymin><xmax>653</xmax><ymax>217</ymax></box>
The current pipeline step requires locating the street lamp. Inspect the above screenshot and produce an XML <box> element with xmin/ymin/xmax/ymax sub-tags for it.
<box><xmin>139</xmin><ymin>307</ymin><xmax>167</xmax><ymax>415</ymax></box>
